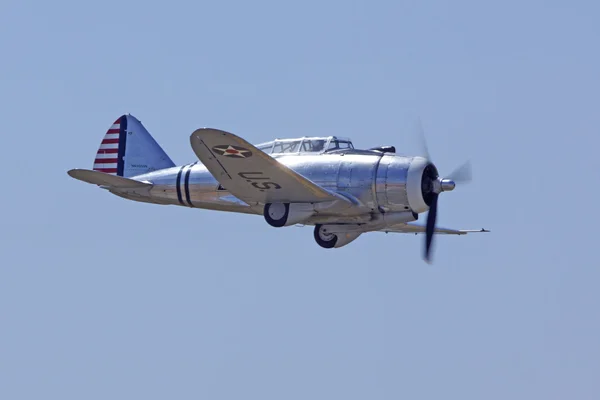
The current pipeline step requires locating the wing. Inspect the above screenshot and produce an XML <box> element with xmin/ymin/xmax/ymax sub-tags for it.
<box><xmin>382</xmin><ymin>222</ymin><xmax>490</xmax><ymax>235</ymax></box>
<box><xmin>190</xmin><ymin>128</ymin><xmax>341</xmax><ymax>204</ymax></box>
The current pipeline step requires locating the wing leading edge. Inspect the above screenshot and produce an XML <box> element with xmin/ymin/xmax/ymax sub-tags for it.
<box><xmin>189</xmin><ymin>128</ymin><xmax>343</xmax><ymax>205</ymax></box>
<box><xmin>382</xmin><ymin>223</ymin><xmax>490</xmax><ymax>235</ymax></box>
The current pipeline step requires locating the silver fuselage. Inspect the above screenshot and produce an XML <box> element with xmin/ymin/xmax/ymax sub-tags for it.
<box><xmin>116</xmin><ymin>151</ymin><xmax>423</xmax><ymax>225</ymax></box>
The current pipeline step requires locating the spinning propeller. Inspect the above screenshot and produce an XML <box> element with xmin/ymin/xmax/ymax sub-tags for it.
<box><xmin>415</xmin><ymin>120</ymin><xmax>473</xmax><ymax>263</ymax></box>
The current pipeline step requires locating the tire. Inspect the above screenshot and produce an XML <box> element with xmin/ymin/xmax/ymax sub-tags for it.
<box><xmin>264</xmin><ymin>203</ymin><xmax>289</xmax><ymax>227</ymax></box>
<box><xmin>314</xmin><ymin>224</ymin><xmax>338</xmax><ymax>249</ymax></box>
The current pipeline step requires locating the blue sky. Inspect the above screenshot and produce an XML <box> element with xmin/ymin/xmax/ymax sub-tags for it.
<box><xmin>1</xmin><ymin>1</ymin><xmax>599</xmax><ymax>399</ymax></box>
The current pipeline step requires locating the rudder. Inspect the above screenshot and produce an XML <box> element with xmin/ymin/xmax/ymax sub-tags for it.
<box><xmin>93</xmin><ymin>114</ymin><xmax>175</xmax><ymax>177</ymax></box>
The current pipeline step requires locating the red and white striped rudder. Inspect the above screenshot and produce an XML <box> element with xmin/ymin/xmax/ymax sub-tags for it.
<box><xmin>93</xmin><ymin>117</ymin><xmax>123</xmax><ymax>175</ymax></box>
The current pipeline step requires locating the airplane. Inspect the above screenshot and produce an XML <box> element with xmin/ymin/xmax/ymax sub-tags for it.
<box><xmin>67</xmin><ymin>114</ymin><xmax>489</xmax><ymax>262</ymax></box>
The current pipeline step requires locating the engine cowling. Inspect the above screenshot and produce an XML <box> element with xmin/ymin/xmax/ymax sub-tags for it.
<box><xmin>376</xmin><ymin>155</ymin><xmax>436</xmax><ymax>214</ymax></box>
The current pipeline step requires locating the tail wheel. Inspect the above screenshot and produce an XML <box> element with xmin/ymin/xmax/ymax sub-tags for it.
<box><xmin>314</xmin><ymin>224</ymin><xmax>338</xmax><ymax>249</ymax></box>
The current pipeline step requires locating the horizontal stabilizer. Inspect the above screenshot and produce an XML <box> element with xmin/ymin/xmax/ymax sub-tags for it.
<box><xmin>67</xmin><ymin>168</ymin><xmax>152</xmax><ymax>189</ymax></box>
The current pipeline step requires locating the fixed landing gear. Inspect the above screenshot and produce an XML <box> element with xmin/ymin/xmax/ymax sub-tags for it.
<box><xmin>313</xmin><ymin>224</ymin><xmax>338</xmax><ymax>248</ymax></box>
<box><xmin>263</xmin><ymin>203</ymin><xmax>289</xmax><ymax>227</ymax></box>
<box><xmin>264</xmin><ymin>202</ymin><xmax>315</xmax><ymax>227</ymax></box>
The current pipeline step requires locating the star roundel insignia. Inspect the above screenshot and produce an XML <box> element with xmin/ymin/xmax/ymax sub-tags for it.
<box><xmin>212</xmin><ymin>145</ymin><xmax>253</xmax><ymax>158</ymax></box>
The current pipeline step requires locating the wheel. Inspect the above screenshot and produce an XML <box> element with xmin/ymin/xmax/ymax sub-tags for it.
<box><xmin>264</xmin><ymin>203</ymin><xmax>289</xmax><ymax>227</ymax></box>
<box><xmin>314</xmin><ymin>224</ymin><xmax>338</xmax><ymax>249</ymax></box>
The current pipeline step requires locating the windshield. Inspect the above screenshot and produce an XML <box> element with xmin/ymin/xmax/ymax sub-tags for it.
<box><xmin>326</xmin><ymin>139</ymin><xmax>353</xmax><ymax>151</ymax></box>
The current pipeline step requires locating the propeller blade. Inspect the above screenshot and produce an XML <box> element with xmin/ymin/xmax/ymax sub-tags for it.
<box><xmin>447</xmin><ymin>160</ymin><xmax>472</xmax><ymax>184</ymax></box>
<box><xmin>424</xmin><ymin>193</ymin><xmax>439</xmax><ymax>263</ymax></box>
<box><xmin>415</xmin><ymin>117</ymin><xmax>431</xmax><ymax>161</ymax></box>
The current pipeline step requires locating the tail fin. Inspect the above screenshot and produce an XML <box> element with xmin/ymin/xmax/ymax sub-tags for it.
<box><xmin>93</xmin><ymin>114</ymin><xmax>175</xmax><ymax>177</ymax></box>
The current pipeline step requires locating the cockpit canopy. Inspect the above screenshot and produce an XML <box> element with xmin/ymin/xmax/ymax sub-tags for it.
<box><xmin>255</xmin><ymin>136</ymin><xmax>354</xmax><ymax>155</ymax></box>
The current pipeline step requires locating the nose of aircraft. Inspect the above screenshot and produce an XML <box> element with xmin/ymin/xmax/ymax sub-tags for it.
<box><xmin>440</xmin><ymin>178</ymin><xmax>455</xmax><ymax>192</ymax></box>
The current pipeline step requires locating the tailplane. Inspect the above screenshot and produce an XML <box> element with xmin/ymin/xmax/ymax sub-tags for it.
<box><xmin>67</xmin><ymin>168</ymin><xmax>152</xmax><ymax>189</ymax></box>
<box><xmin>93</xmin><ymin>114</ymin><xmax>175</xmax><ymax>177</ymax></box>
